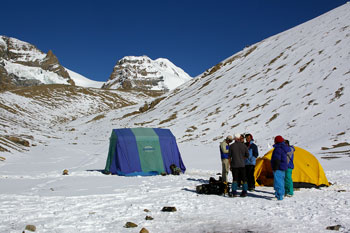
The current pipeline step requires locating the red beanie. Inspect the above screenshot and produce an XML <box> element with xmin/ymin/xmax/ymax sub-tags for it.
<box><xmin>274</xmin><ymin>135</ymin><xmax>284</xmax><ymax>143</ymax></box>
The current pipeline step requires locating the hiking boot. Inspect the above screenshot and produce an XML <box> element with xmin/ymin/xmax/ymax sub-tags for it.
<box><xmin>223</xmin><ymin>182</ymin><xmax>228</xmax><ymax>194</ymax></box>
<box><xmin>271</xmin><ymin>197</ymin><xmax>283</xmax><ymax>201</ymax></box>
<box><xmin>231</xmin><ymin>191</ymin><xmax>238</xmax><ymax>197</ymax></box>
<box><xmin>231</xmin><ymin>182</ymin><xmax>238</xmax><ymax>197</ymax></box>
<box><xmin>240</xmin><ymin>191</ymin><xmax>247</xmax><ymax>197</ymax></box>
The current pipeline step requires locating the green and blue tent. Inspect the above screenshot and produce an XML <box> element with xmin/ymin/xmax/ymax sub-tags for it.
<box><xmin>104</xmin><ymin>128</ymin><xmax>186</xmax><ymax>176</ymax></box>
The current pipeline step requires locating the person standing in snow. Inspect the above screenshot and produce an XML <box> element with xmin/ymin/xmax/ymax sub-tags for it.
<box><xmin>271</xmin><ymin>135</ymin><xmax>291</xmax><ymax>200</ymax></box>
<box><xmin>220</xmin><ymin>135</ymin><xmax>233</xmax><ymax>183</ymax></box>
<box><xmin>240</xmin><ymin>134</ymin><xmax>245</xmax><ymax>143</ymax></box>
<box><xmin>237</xmin><ymin>133</ymin><xmax>245</xmax><ymax>187</ymax></box>
<box><xmin>244</xmin><ymin>134</ymin><xmax>259</xmax><ymax>191</ymax></box>
<box><xmin>229</xmin><ymin>133</ymin><xmax>249</xmax><ymax>197</ymax></box>
<box><xmin>284</xmin><ymin>140</ymin><xmax>295</xmax><ymax>197</ymax></box>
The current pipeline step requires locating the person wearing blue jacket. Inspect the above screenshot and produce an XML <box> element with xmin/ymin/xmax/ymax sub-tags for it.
<box><xmin>271</xmin><ymin>135</ymin><xmax>291</xmax><ymax>200</ymax></box>
<box><xmin>244</xmin><ymin>134</ymin><xmax>259</xmax><ymax>191</ymax></box>
<box><xmin>284</xmin><ymin>140</ymin><xmax>295</xmax><ymax>197</ymax></box>
<box><xmin>220</xmin><ymin>135</ymin><xmax>233</xmax><ymax>183</ymax></box>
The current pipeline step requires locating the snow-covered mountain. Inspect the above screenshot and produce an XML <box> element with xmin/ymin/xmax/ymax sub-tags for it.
<box><xmin>0</xmin><ymin>36</ymin><xmax>75</xmax><ymax>89</ymax></box>
<box><xmin>1</xmin><ymin>4</ymin><xmax>350</xmax><ymax>233</ymax></box>
<box><xmin>102</xmin><ymin>55</ymin><xmax>192</xmax><ymax>91</ymax></box>
<box><xmin>0</xmin><ymin>36</ymin><xmax>192</xmax><ymax>91</ymax></box>
<box><xmin>0</xmin><ymin>35</ymin><xmax>107</xmax><ymax>89</ymax></box>
<box><xmin>1</xmin><ymin>3</ymin><xmax>349</xmax><ymax>155</ymax></box>
<box><xmin>114</xmin><ymin>3</ymin><xmax>350</xmax><ymax>155</ymax></box>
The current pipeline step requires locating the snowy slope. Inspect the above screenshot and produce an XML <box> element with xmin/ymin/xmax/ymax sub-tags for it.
<box><xmin>0</xmin><ymin>36</ymin><xmax>73</xmax><ymax>87</ymax></box>
<box><xmin>1</xmin><ymin>36</ymin><xmax>107</xmax><ymax>89</ymax></box>
<box><xmin>0</xmin><ymin>3</ymin><xmax>350</xmax><ymax>233</ymax></box>
<box><xmin>117</xmin><ymin>3</ymin><xmax>350</xmax><ymax>156</ymax></box>
<box><xmin>66</xmin><ymin>69</ymin><xmax>104</xmax><ymax>88</ymax></box>
<box><xmin>0</xmin><ymin>36</ymin><xmax>46</xmax><ymax>62</ymax></box>
<box><xmin>3</xmin><ymin>60</ymin><xmax>70</xmax><ymax>85</ymax></box>
<box><xmin>103</xmin><ymin>55</ymin><xmax>192</xmax><ymax>91</ymax></box>
<box><xmin>0</xmin><ymin>85</ymin><xmax>157</xmax><ymax>153</ymax></box>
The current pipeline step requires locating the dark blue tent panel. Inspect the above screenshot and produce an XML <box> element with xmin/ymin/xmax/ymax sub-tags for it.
<box><xmin>105</xmin><ymin>128</ymin><xmax>186</xmax><ymax>176</ymax></box>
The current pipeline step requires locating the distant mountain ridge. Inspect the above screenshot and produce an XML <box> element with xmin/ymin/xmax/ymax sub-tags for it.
<box><xmin>0</xmin><ymin>36</ymin><xmax>192</xmax><ymax>91</ymax></box>
<box><xmin>102</xmin><ymin>55</ymin><xmax>192</xmax><ymax>91</ymax></box>
<box><xmin>0</xmin><ymin>36</ymin><xmax>74</xmax><ymax>90</ymax></box>
<box><xmin>1</xmin><ymin>3</ymin><xmax>350</xmax><ymax>156</ymax></box>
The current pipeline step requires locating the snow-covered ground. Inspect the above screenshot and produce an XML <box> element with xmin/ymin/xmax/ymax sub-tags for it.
<box><xmin>1</xmin><ymin>3</ymin><xmax>350</xmax><ymax>233</ymax></box>
<box><xmin>0</xmin><ymin>130</ymin><xmax>349</xmax><ymax>233</ymax></box>
<box><xmin>1</xmin><ymin>101</ymin><xmax>350</xmax><ymax>232</ymax></box>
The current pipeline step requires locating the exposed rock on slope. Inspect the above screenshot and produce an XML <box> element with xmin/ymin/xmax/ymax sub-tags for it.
<box><xmin>40</xmin><ymin>50</ymin><xmax>73</xmax><ymax>84</ymax></box>
<box><xmin>102</xmin><ymin>55</ymin><xmax>191</xmax><ymax>91</ymax></box>
<box><xmin>2</xmin><ymin>4</ymin><xmax>350</xmax><ymax>157</ymax></box>
<box><xmin>117</xmin><ymin>3</ymin><xmax>350</xmax><ymax>154</ymax></box>
<box><xmin>0</xmin><ymin>65</ymin><xmax>15</xmax><ymax>91</ymax></box>
<box><xmin>0</xmin><ymin>36</ymin><xmax>74</xmax><ymax>90</ymax></box>
<box><xmin>0</xmin><ymin>84</ymin><xmax>156</xmax><ymax>152</ymax></box>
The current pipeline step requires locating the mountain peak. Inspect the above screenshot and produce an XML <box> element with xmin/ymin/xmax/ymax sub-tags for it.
<box><xmin>102</xmin><ymin>55</ymin><xmax>192</xmax><ymax>91</ymax></box>
<box><xmin>121</xmin><ymin>3</ymin><xmax>350</xmax><ymax>154</ymax></box>
<box><xmin>0</xmin><ymin>36</ymin><xmax>74</xmax><ymax>88</ymax></box>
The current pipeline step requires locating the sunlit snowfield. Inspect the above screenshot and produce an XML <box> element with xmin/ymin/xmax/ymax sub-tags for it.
<box><xmin>1</xmin><ymin>3</ymin><xmax>350</xmax><ymax>233</ymax></box>
<box><xmin>1</xmin><ymin>136</ymin><xmax>350</xmax><ymax>233</ymax></box>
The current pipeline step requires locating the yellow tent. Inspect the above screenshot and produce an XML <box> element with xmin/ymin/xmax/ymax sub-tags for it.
<box><xmin>254</xmin><ymin>146</ymin><xmax>330</xmax><ymax>188</ymax></box>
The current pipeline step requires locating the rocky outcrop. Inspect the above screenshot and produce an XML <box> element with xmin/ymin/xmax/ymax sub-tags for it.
<box><xmin>40</xmin><ymin>50</ymin><xmax>73</xmax><ymax>84</ymax></box>
<box><xmin>102</xmin><ymin>55</ymin><xmax>191</xmax><ymax>91</ymax></box>
<box><xmin>0</xmin><ymin>64</ymin><xmax>15</xmax><ymax>91</ymax></box>
<box><xmin>0</xmin><ymin>35</ymin><xmax>74</xmax><ymax>90</ymax></box>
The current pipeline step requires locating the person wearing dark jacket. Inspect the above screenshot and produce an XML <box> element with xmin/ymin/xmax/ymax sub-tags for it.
<box><xmin>229</xmin><ymin>133</ymin><xmax>249</xmax><ymax>197</ymax></box>
<box><xmin>245</xmin><ymin>134</ymin><xmax>259</xmax><ymax>191</ymax></box>
<box><xmin>284</xmin><ymin>140</ymin><xmax>295</xmax><ymax>197</ymax></box>
<box><xmin>271</xmin><ymin>135</ymin><xmax>290</xmax><ymax>200</ymax></box>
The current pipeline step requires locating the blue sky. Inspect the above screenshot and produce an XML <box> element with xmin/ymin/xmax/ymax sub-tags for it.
<box><xmin>1</xmin><ymin>0</ymin><xmax>347</xmax><ymax>81</ymax></box>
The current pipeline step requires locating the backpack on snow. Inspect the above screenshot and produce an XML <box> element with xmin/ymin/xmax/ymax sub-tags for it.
<box><xmin>170</xmin><ymin>164</ymin><xmax>181</xmax><ymax>175</ymax></box>
<box><xmin>196</xmin><ymin>177</ymin><xmax>228</xmax><ymax>195</ymax></box>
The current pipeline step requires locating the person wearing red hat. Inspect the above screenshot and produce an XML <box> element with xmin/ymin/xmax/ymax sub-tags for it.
<box><xmin>274</xmin><ymin>135</ymin><xmax>284</xmax><ymax>143</ymax></box>
<box><xmin>271</xmin><ymin>135</ymin><xmax>291</xmax><ymax>200</ymax></box>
